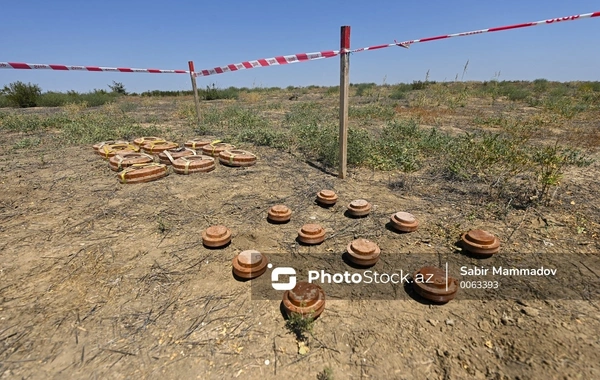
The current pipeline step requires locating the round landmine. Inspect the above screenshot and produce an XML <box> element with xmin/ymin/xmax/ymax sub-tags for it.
<box><xmin>97</xmin><ymin>142</ymin><xmax>139</xmax><ymax>159</ymax></box>
<box><xmin>184</xmin><ymin>138</ymin><xmax>214</xmax><ymax>150</ymax></box>
<box><xmin>267</xmin><ymin>205</ymin><xmax>292</xmax><ymax>223</ymax></box>
<box><xmin>232</xmin><ymin>250</ymin><xmax>269</xmax><ymax>279</ymax></box>
<box><xmin>93</xmin><ymin>140</ymin><xmax>129</xmax><ymax>153</ymax></box>
<box><xmin>282</xmin><ymin>282</ymin><xmax>326</xmax><ymax>318</ymax></box>
<box><xmin>202</xmin><ymin>225</ymin><xmax>232</xmax><ymax>248</ymax></box>
<box><xmin>133</xmin><ymin>136</ymin><xmax>166</xmax><ymax>147</ymax></box>
<box><xmin>109</xmin><ymin>152</ymin><xmax>154</xmax><ymax>171</ymax></box>
<box><xmin>346</xmin><ymin>238</ymin><xmax>380</xmax><ymax>266</ymax></box>
<box><xmin>298</xmin><ymin>224</ymin><xmax>326</xmax><ymax>245</ymax></box>
<box><xmin>172</xmin><ymin>155</ymin><xmax>216</xmax><ymax>175</ymax></box>
<box><xmin>219</xmin><ymin>150</ymin><xmax>257</xmax><ymax>167</ymax></box>
<box><xmin>117</xmin><ymin>163</ymin><xmax>168</xmax><ymax>184</ymax></box>
<box><xmin>412</xmin><ymin>266</ymin><xmax>459</xmax><ymax>303</ymax></box>
<box><xmin>141</xmin><ymin>141</ymin><xmax>179</xmax><ymax>154</ymax></box>
<box><xmin>390</xmin><ymin>212</ymin><xmax>419</xmax><ymax>232</ymax></box>
<box><xmin>201</xmin><ymin>142</ymin><xmax>235</xmax><ymax>157</ymax></box>
<box><xmin>316</xmin><ymin>190</ymin><xmax>338</xmax><ymax>206</ymax></box>
<box><xmin>461</xmin><ymin>229</ymin><xmax>500</xmax><ymax>257</ymax></box>
<box><xmin>347</xmin><ymin>199</ymin><xmax>372</xmax><ymax>217</ymax></box>
<box><xmin>158</xmin><ymin>147</ymin><xmax>196</xmax><ymax>165</ymax></box>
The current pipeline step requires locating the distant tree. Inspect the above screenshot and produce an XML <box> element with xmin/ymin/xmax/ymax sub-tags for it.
<box><xmin>1</xmin><ymin>81</ymin><xmax>42</xmax><ymax>108</ymax></box>
<box><xmin>108</xmin><ymin>81</ymin><xmax>128</xmax><ymax>95</ymax></box>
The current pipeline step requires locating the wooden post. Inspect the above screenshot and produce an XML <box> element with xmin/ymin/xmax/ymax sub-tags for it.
<box><xmin>188</xmin><ymin>61</ymin><xmax>202</xmax><ymax>127</ymax></box>
<box><xmin>338</xmin><ymin>26</ymin><xmax>351</xmax><ymax>179</ymax></box>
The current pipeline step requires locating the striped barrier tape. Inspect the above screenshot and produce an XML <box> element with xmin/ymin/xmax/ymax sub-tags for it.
<box><xmin>351</xmin><ymin>10</ymin><xmax>600</xmax><ymax>53</ymax></box>
<box><xmin>193</xmin><ymin>50</ymin><xmax>339</xmax><ymax>78</ymax></box>
<box><xmin>1</xmin><ymin>10</ymin><xmax>598</xmax><ymax>78</ymax></box>
<box><xmin>192</xmin><ymin>10</ymin><xmax>600</xmax><ymax>78</ymax></box>
<box><xmin>0</xmin><ymin>62</ymin><xmax>189</xmax><ymax>74</ymax></box>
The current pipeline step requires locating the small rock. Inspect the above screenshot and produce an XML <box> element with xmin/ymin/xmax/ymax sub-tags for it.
<box><xmin>445</xmin><ymin>319</ymin><xmax>455</xmax><ymax>326</ymax></box>
<box><xmin>521</xmin><ymin>307</ymin><xmax>539</xmax><ymax>317</ymax></box>
<box><xmin>501</xmin><ymin>315</ymin><xmax>513</xmax><ymax>325</ymax></box>
<box><xmin>428</xmin><ymin>319</ymin><xmax>439</xmax><ymax>327</ymax></box>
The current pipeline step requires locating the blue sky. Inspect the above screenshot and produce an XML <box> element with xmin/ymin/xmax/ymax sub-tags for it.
<box><xmin>1</xmin><ymin>0</ymin><xmax>599</xmax><ymax>93</ymax></box>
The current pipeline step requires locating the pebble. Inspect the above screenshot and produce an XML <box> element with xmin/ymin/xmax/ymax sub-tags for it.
<box><xmin>428</xmin><ymin>319</ymin><xmax>439</xmax><ymax>327</ymax></box>
<box><xmin>521</xmin><ymin>307</ymin><xmax>540</xmax><ymax>317</ymax></box>
<box><xmin>501</xmin><ymin>315</ymin><xmax>513</xmax><ymax>325</ymax></box>
<box><xmin>445</xmin><ymin>319</ymin><xmax>455</xmax><ymax>326</ymax></box>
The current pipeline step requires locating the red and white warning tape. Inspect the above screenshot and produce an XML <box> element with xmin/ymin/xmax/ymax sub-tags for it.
<box><xmin>0</xmin><ymin>62</ymin><xmax>189</xmax><ymax>74</ymax></box>
<box><xmin>193</xmin><ymin>50</ymin><xmax>339</xmax><ymax>78</ymax></box>
<box><xmin>191</xmin><ymin>10</ymin><xmax>600</xmax><ymax>78</ymax></box>
<box><xmin>1</xmin><ymin>11</ymin><xmax>598</xmax><ymax>78</ymax></box>
<box><xmin>351</xmin><ymin>10</ymin><xmax>600</xmax><ymax>53</ymax></box>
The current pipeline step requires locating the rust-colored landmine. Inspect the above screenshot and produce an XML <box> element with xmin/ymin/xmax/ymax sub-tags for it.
<box><xmin>141</xmin><ymin>141</ymin><xmax>179</xmax><ymax>154</ymax></box>
<box><xmin>316</xmin><ymin>190</ymin><xmax>338</xmax><ymax>206</ymax></box>
<box><xmin>96</xmin><ymin>142</ymin><xmax>139</xmax><ymax>159</ymax></box>
<box><xmin>184</xmin><ymin>138</ymin><xmax>214</xmax><ymax>150</ymax></box>
<box><xmin>93</xmin><ymin>140</ymin><xmax>129</xmax><ymax>153</ymax></box>
<box><xmin>202</xmin><ymin>225</ymin><xmax>232</xmax><ymax>248</ymax></box>
<box><xmin>461</xmin><ymin>229</ymin><xmax>500</xmax><ymax>256</ymax></box>
<box><xmin>172</xmin><ymin>155</ymin><xmax>216</xmax><ymax>175</ymax></box>
<box><xmin>346</xmin><ymin>238</ymin><xmax>380</xmax><ymax>266</ymax></box>
<box><xmin>232</xmin><ymin>250</ymin><xmax>269</xmax><ymax>279</ymax></box>
<box><xmin>117</xmin><ymin>163</ymin><xmax>168</xmax><ymax>184</ymax></box>
<box><xmin>201</xmin><ymin>142</ymin><xmax>235</xmax><ymax>157</ymax></box>
<box><xmin>267</xmin><ymin>205</ymin><xmax>292</xmax><ymax>223</ymax></box>
<box><xmin>158</xmin><ymin>147</ymin><xmax>196</xmax><ymax>165</ymax></box>
<box><xmin>412</xmin><ymin>266</ymin><xmax>459</xmax><ymax>303</ymax></box>
<box><xmin>390</xmin><ymin>212</ymin><xmax>419</xmax><ymax>232</ymax></box>
<box><xmin>133</xmin><ymin>136</ymin><xmax>166</xmax><ymax>147</ymax></box>
<box><xmin>298</xmin><ymin>224</ymin><xmax>326</xmax><ymax>245</ymax></box>
<box><xmin>282</xmin><ymin>282</ymin><xmax>326</xmax><ymax>318</ymax></box>
<box><xmin>347</xmin><ymin>199</ymin><xmax>372</xmax><ymax>217</ymax></box>
<box><xmin>109</xmin><ymin>152</ymin><xmax>154</xmax><ymax>171</ymax></box>
<box><xmin>219</xmin><ymin>150</ymin><xmax>257</xmax><ymax>167</ymax></box>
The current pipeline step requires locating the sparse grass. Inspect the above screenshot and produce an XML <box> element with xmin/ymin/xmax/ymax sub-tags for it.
<box><xmin>0</xmin><ymin>102</ymin><xmax>160</xmax><ymax>144</ymax></box>
<box><xmin>285</xmin><ymin>311</ymin><xmax>315</xmax><ymax>342</ymax></box>
<box><xmin>317</xmin><ymin>367</ymin><xmax>334</xmax><ymax>380</ymax></box>
<box><xmin>3</xmin><ymin>79</ymin><xmax>597</xmax><ymax>210</ymax></box>
<box><xmin>13</xmin><ymin>137</ymin><xmax>42</xmax><ymax>150</ymax></box>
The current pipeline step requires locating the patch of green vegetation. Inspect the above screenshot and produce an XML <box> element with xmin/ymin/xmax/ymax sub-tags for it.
<box><xmin>200</xmin><ymin>84</ymin><xmax>239</xmax><ymax>100</ymax></box>
<box><xmin>532</xmin><ymin>142</ymin><xmax>593</xmax><ymax>205</ymax></box>
<box><xmin>317</xmin><ymin>367</ymin><xmax>334</xmax><ymax>380</ymax></box>
<box><xmin>13</xmin><ymin>137</ymin><xmax>42</xmax><ymax>150</ymax></box>
<box><xmin>1</xmin><ymin>81</ymin><xmax>42</xmax><ymax>108</ymax></box>
<box><xmin>0</xmin><ymin>102</ymin><xmax>160</xmax><ymax>144</ymax></box>
<box><xmin>285</xmin><ymin>312</ymin><xmax>315</xmax><ymax>342</ymax></box>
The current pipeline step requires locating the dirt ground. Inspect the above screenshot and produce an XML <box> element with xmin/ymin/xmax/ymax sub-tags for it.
<box><xmin>1</xmin><ymin>92</ymin><xmax>599</xmax><ymax>380</ymax></box>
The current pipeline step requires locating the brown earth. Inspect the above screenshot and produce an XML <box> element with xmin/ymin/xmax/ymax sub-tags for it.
<box><xmin>1</xmin><ymin>91</ymin><xmax>599</xmax><ymax>380</ymax></box>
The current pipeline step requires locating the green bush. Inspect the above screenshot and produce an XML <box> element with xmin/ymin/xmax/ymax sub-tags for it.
<box><xmin>201</xmin><ymin>84</ymin><xmax>239</xmax><ymax>100</ymax></box>
<box><xmin>1</xmin><ymin>81</ymin><xmax>42</xmax><ymax>108</ymax></box>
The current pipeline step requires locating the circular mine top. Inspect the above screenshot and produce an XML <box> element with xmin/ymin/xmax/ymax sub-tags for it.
<box><xmin>394</xmin><ymin>212</ymin><xmax>416</xmax><ymax>223</ymax></box>
<box><xmin>465</xmin><ymin>229</ymin><xmax>496</xmax><ymax>245</ymax></box>
<box><xmin>350</xmin><ymin>238</ymin><xmax>378</xmax><ymax>255</ymax></box>
<box><xmin>415</xmin><ymin>266</ymin><xmax>449</xmax><ymax>289</ymax></box>
<box><xmin>319</xmin><ymin>190</ymin><xmax>336</xmax><ymax>198</ymax></box>
<box><xmin>271</xmin><ymin>205</ymin><xmax>290</xmax><ymax>214</ymax></box>
<box><xmin>287</xmin><ymin>282</ymin><xmax>322</xmax><ymax>307</ymax></box>
<box><xmin>301</xmin><ymin>224</ymin><xmax>323</xmax><ymax>236</ymax></box>
<box><xmin>237</xmin><ymin>250</ymin><xmax>263</xmax><ymax>267</ymax></box>
<box><xmin>350</xmin><ymin>199</ymin><xmax>369</xmax><ymax>209</ymax></box>
<box><xmin>206</xmin><ymin>225</ymin><xmax>228</xmax><ymax>238</ymax></box>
